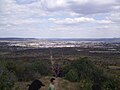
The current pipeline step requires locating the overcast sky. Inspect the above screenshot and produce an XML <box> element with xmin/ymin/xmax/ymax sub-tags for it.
<box><xmin>0</xmin><ymin>0</ymin><xmax>120</xmax><ymax>38</ymax></box>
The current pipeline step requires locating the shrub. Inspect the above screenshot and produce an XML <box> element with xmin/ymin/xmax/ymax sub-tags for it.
<box><xmin>101</xmin><ymin>76</ymin><xmax>120</xmax><ymax>90</ymax></box>
<box><xmin>5</xmin><ymin>61</ymin><xmax>17</xmax><ymax>72</ymax></box>
<box><xmin>0</xmin><ymin>66</ymin><xmax>16</xmax><ymax>90</ymax></box>
<box><xmin>72</xmin><ymin>58</ymin><xmax>94</xmax><ymax>78</ymax></box>
<box><xmin>31</xmin><ymin>61</ymin><xmax>50</xmax><ymax>75</ymax></box>
<box><xmin>64</xmin><ymin>58</ymin><xmax>120</xmax><ymax>90</ymax></box>
<box><xmin>65</xmin><ymin>69</ymin><xmax>79</xmax><ymax>82</ymax></box>
<box><xmin>80</xmin><ymin>78</ymin><xmax>93</xmax><ymax>90</ymax></box>
<box><xmin>61</xmin><ymin>65</ymin><xmax>71</xmax><ymax>77</ymax></box>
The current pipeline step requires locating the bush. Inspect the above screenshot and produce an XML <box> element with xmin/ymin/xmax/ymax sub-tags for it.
<box><xmin>72</xmin><ymin>57</ymin><xmax>94</xmax><ymax>78</ymax></box>
<box><xmin>101</xmin><ymin>76</ymin><xmax>120</xmax><ymax>90</ymax></box>
<box><xmin>31</xmin><ymin>61</ymin><xmax>50</xmax><ymax>75</ymax></box>
<box><xmin>80</xmin><ymin>78</ymin><xmax>93</xmax><ymax>90</ymax></box>
<box><xmin>64</xmin><ymin>57</ymin><xmax>120</xmax><ymax>90</ymax></box>
<box><xmin>5</xmin><ymin>61</ymin><xmax>17</xmax><ymax>72</ymax></box>
<box><xmin>61</xmin><ymin>65</ymin><xmax>71</xmax><ymax>77</ymax></box>
<box><xmin>3</xmin><ymin>61</ymin><xmax>51</xmax><ymax>82</ymax></box>
<box><xmin>0</xmin><ymin>66</ymin><xmax>16</xmax><ymax>90</ymax></box>
<box><xmin>65</xmin><ymin>69</ymin><xmax>79</xmax><ymax>82</ymax></box>
<box><xmin>21</xmin><ymin>64</ymin><xmax>40</xmax><ymax>81</ymax></box>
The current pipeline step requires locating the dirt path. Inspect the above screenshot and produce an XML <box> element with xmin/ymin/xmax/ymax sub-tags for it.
<box><xmin>50</xmin><ymin>50</ymin><xmax>59</xmax><ymax>89</ymax></box>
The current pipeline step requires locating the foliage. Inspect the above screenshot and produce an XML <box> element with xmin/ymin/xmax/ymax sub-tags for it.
<box><xmin>101</xmin><ymin>76</ymin><xmax>120</xmax><ymax>90</ymax></box>
<box><xmin>65</xmin><ymin>69</ymin><xmax>79</xmax><ymax>82</ymax></box>
<box><xmin>64</xmin><ymin>57</ymin><xmax>120</xmax><ymax>90</ymax></box>
<box><xmin>72</xmin><ymin>57</ymin><xmax>94</xmax><ymax>78</ymax></box>
<box><xmin>80</xmin><ymin>78</ymin><xmax>92</xmax><ymax>90</ymax></box>
<box><xmin>5</xmin><ymin>61</ymin><xmax>17</xmax><ymax>73</ymax></box>
<box><xmin>0</xmin><ymin>66</ymin><xmax>16</xmax><ymax>90</ymax></box>
<box><xmin>61</xmin><ymin>65</ymin><xmax>71</xmax><ymax>77</ymax></box>
<box><xmin>31</xmin><ymin>61</ymin><xmax>50</xmax><ymax>75</ymax></box>
<box><xmin>1</xmin><ymin>60</ymin><xmax>51</xmax><ymax>82</ymax></box>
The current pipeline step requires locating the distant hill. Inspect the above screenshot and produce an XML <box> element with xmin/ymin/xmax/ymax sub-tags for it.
<box><xmin>0</xmin><ymin>38</ymin><xmax>120</xmax><ymax>42</ymax></box>
<box><xmin>0</xmin><ymin>38</ymin><xmax>37</xmax><ymax>41</ymax></box>
<box><xmin>47</xmin><ymin>38</ymin><xmax>120</xmax><ymax>42</ymax></box>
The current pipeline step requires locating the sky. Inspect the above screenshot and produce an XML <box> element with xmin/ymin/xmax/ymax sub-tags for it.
<box><xmin>0</xmin><ymin>0</ymin><xmax>120</xmax><ymax>38</ymax></box>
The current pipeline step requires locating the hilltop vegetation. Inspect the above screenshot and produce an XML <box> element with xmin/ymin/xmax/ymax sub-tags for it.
<box><xmin>0</xmin><ymin>57</ymin><xmax>120</xmax><ymax>90</ymax></box>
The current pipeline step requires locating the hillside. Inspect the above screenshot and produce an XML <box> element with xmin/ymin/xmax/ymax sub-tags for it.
<box><xmin>0</xmin><ymin>40</ymin><xmax>120</xmax><ymax>90</ymax></box>
<box><xmin>13</xmin><ymin>77</ymin><xmax>81</xmax><ymax>90</ymax></box>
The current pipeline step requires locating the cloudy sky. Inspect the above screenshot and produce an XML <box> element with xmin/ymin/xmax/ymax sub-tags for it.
<box><xmin>0</xmin><ymin>0</ymin><xmax>120</xmax><ymax>38</ymax></box>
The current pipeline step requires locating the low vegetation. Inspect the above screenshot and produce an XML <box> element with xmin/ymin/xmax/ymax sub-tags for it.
<box><xmin>0</xmin><ymin>44</ymin><xmax>120</xmax><ymax>90</ymax></box>
<box><xmin>0</xmin><ymin>57</ymin><xmax>120</xmax><ymax>90</ymax></box>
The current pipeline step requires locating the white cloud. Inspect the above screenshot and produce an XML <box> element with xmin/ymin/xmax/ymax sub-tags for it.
<box><xmin>48</xmin><ymin>17</ymin><xmax>113</xmax><ymax>24</ymax></box>
<box><xmin>49</xmin><ymin>17</ymin><xmax>95</xmax><ymax>24</ymax></box>
<box><xmin>41</xmin><ymin>0</ymin><xmax>119</xmax><ymax>14</ymax></box>
<box><xmin>41</xmin><ymin>0</ymin><xmax>68</xmax><ymax>11</ymax></box>
<box><xmin>108</xmin><ymin>12</ymin><xmax>120</xmax><ymax>23</ymax></box>
<box><xmin>69</xmin><ymin>0</ymin><xmax>116</xmax><ymax>5</ymax></box>
<box><xmin>0</xmin><ymin>0</ymin><xmax>47</xmax><ymax>31</ymax></box>
<box><xmin>0</xmin><ymin>0</ymin><xmax>120</xmax><ymax>38</ymax></box>
<box><xmin>97</xmin><ymin>20</ymin><xmax>113</xmax><ymax>24</ymax></box>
